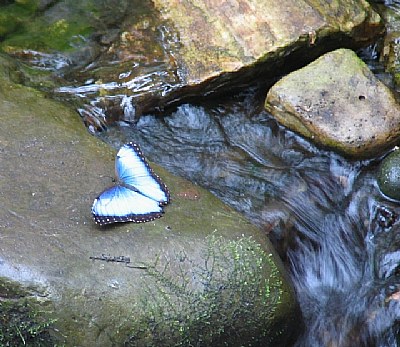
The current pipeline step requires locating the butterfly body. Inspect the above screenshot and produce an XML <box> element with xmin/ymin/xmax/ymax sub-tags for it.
<box><xmin>92</xmin><ymin>142</ymin><xmax>170</xmax><ymax>226</ymax></box>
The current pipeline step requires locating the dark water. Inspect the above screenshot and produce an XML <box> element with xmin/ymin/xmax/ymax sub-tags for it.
<box><xmin>4</xmin><ymin>0</ymin><xmax>400</xmax><ymax>345</ymax></box>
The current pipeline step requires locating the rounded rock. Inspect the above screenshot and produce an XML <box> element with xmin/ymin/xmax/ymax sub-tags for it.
<box><xmin>378</xmin><ymin>150</ymin><xmax>400</xmax><ymax>200</ymax></box>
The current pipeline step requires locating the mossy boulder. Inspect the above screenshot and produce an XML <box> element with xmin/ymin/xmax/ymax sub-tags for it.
<box><xmin>0</xmin><ymin>54</ymin><xmax>300</xmax><ymax>346</ymax></box>
<box><xmin>123</xmin><ymin>236</ymin><xmax>297</xmax><ymax>346</ymax></box>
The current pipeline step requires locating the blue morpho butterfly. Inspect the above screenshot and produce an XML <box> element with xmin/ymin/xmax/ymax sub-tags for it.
<box><xmin>91</xmin><ymin>142</ymin><xmax>170</xmax><ymax>226</ymax></box>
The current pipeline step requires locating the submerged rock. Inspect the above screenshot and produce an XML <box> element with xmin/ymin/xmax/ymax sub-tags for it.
<box><xmin>265</xmin><ymin>48</ymin><xmax>400</xmax><ymax>158</ymax></box>
<box><xmin>0</xmin><ymin>55</ymin><xmax>299</xmax><ymax>346</ymax></box>
<box><xmin>378</xmin><ymin>150</ymin><xmax>400</xmax><ymax>200</ymax></box>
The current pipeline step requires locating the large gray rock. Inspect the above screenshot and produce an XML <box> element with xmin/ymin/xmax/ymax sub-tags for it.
<box><xmin>0</xmin><ymin>55</ymin><xmax>299</xmax><ymax>346</ymax></box>
<box><xmin>265</xmin><ymin>48</ymin><xmax>400</xmax><ymax>158</ymax></box>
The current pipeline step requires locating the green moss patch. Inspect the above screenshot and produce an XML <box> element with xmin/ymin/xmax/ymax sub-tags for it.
<box><xmin>125</xmin><ymin>236</ymin><xmax>293</xmax><ymax>346</ymax></box>
<box><xmin>0</xmin><ymin>1</ymin><xmax>93</xmax><ymax>53</ymax></box>
<box><xmin>1</xmin><ymin>18</ymin><xmax>93</xmax><ymax>53</ymax></box>
<box><xmin>0</xmin><ymin>0</ymin><xmax>38</xmax><ymax>38</ymax></box>
<box><xmin>0</xmin><ymin>280</ymin><xmax>56</xmax><ymax>346</ymax></box>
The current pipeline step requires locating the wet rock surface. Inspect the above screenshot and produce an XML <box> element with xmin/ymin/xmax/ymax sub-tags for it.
<box><xmin>151</xmin><ymin>0</ymin><xmax>382</xmax><ymax>86</ymax></box>
<box><xmin>265</xmin><ymin>48</ymin><xmax>400</xmax><ymax>158</ymax></box>
<box><xmin>0</xmin><ymin>55</ymin><xmax>299</xmax><ymax>346</ymax></box>
<box><xmin>378</xmin><ymin>2</ymin><xmax>400</xmax><ymax>89</ymax></box>
<box><xmin>378</xmin><ymin>149</ymin><xmax>400</xmax><ymax>200</ymax></box>
<box><xmin>0</xmin><ymin>0</ymin><xmax>383</xmax><ymax>126</ymax></box>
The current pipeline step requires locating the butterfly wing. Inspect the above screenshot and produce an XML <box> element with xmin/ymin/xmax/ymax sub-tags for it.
<box><xmin>91</xmin><ymin>185</ymin><xmax>164</xmax><ymax>226</ymax></box>
<box><xmin>115</xmin><ymin>142</ymin><xmax>170</xmax><ymax>205</ymax></box>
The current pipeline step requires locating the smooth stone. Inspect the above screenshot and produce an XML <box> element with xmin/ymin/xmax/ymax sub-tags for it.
<box><xmin>265</xmin><ymin>48</ymin><xmax>400</xmax><ymax>158</ymax></box>
<box><xmin>378</xmin><ymin>150</ymin><xmax>400</xmax><ymax>200</ymax></box>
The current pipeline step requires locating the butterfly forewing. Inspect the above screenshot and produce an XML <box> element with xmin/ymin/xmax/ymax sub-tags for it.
<box><xmin>92</xmin><ymin>186</ymin><xmax>164</xmax><ymax>226</ymax></box>
<box><xmin>115</xmin><ymin>143</ymin><xmax>170</xmax><ymax>205</ymax></box>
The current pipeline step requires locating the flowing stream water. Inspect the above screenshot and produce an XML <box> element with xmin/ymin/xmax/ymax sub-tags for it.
<box><xmin>96</xmin><ymin>84</ymin><xmax>400</xmax><ymax>347</ymax></box>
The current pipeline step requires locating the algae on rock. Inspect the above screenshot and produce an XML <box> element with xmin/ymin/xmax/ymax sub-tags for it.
<box><xmin>0</xmin><ymin>279</ymin><xmax>56</xmax><ymax>347</ymax></box>
<box><xmin>125</xmin><ymin>236</ymin><xmax>298</xmax><ymax>347</ymax></box>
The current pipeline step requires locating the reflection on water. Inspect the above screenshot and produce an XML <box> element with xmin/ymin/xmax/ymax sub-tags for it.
<box><xmin>99</xmin><ymin>89</ymin><xmax>400</xmax><ymax>346</ymax></box>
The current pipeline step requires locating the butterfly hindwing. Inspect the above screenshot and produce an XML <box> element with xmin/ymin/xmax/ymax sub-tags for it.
<box><xmin>115</xmin><ymin>143</ymin><xmax>170</xmax><ymax>205</ymax></box>
<box><xmin>92</xmin><ymin>185</ymin><xmax>164</xmax><ymax>226</ymax></box>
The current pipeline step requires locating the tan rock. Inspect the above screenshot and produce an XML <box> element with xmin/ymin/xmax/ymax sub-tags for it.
<box><xmin>265</xmin><ymin>48</ymin><xmax>400</xmax><ymax>158</ymax></box>
<box><xmin>152</xmin><ymin>0</ymin><xmax>382</xmax><ymax>86</ymax></box>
